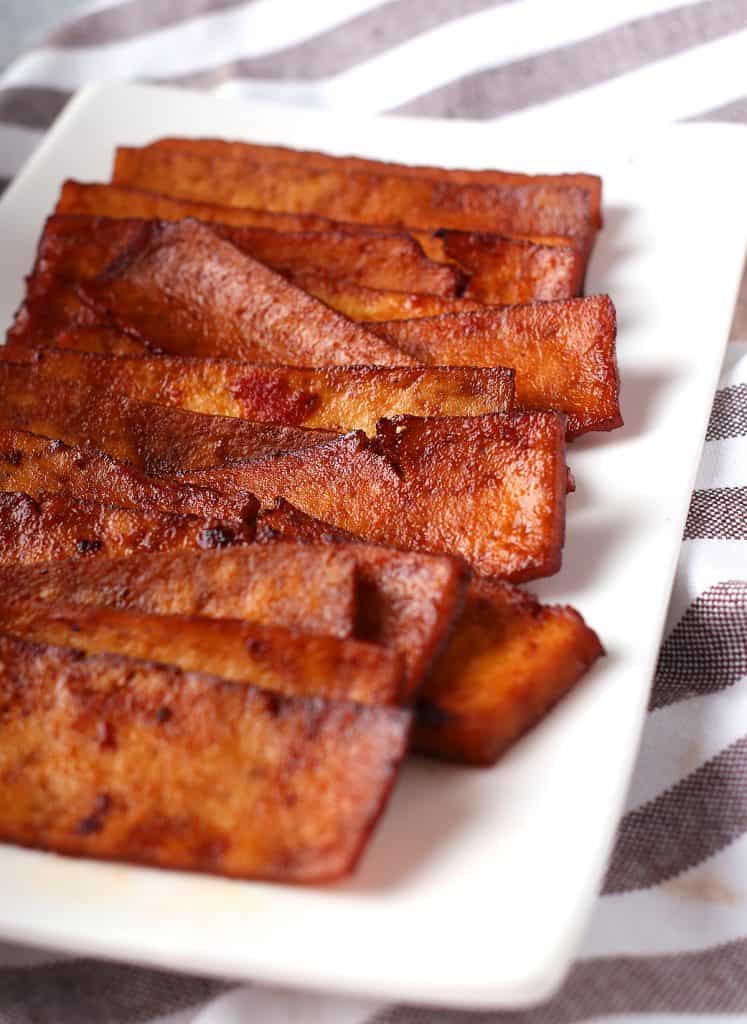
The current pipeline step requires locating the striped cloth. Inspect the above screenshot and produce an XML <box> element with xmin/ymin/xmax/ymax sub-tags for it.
<box><xmin>0</xmin><ymin>2</ymin><xmax>746</xmax><ymax>1021</ymax></box>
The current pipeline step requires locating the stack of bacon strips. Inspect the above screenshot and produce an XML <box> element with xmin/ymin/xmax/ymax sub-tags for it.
<box><xmin>0</xmin><ymin>137</ymin><xmax>620</xmax><ymax>884</ymax></box>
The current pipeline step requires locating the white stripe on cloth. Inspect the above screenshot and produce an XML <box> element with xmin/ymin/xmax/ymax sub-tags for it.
<box><xmin>0</xmin><ymin>0</ymin><xmax>391</xmax><ymax>90</ymax></box>
<box><xmin>695</xmin><ymin>437</ymin><xmax>747</xmax><ymax>490</ymax></box>
<box><xmin>581</xmin><ymin>832</ymin><xmax>747</xmax><ymax>959</ymax></box>
<box><xmin>485</xmin><ymin>28</ymin><xmax>747</xmax><ymax>133</ymax></box>
<box><xmin>0</xmin><ymin>123</ymin><xmax>43</xmax><ymax>179</ymax></box>
<box><xmin>623</xmin><ymin>679</ymin><xmax>747</xmax><ymax>814</ymax></box>
<box><xmin>199</xmin><ymin>0</ymin><xmax>707</xmax><ymax>114</ymax></box>
<box><xmin>654</xmin><ymin>341</ymin><xmax>747</xmax><ymax>631</ymax></box>
<box><xmin>667</xmin><ymin>539</ymin><xmax>747</xmax><ymax>639</ymax></box>
<box><xmin>191</xmin><ymin>985</ymin><xmax>383</xmax><ymax>1024</ymax></box>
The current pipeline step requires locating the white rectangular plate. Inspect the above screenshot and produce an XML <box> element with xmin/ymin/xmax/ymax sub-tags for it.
<box><xmin>0</xmin><ymin>82</ymin><xmax>745</xmax><ymax>1010</ymax></box>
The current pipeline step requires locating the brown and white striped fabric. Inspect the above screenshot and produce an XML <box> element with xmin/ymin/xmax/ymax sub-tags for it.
<box><xmin>1</xmin><ymin>2</ymin><xmax>746</xmax><ymax>1020</ymax></box>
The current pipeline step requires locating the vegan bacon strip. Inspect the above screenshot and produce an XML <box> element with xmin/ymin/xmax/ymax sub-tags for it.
<box><xmin>0</xmin><ymin>545</ymin><xmax>359</xmax><ymax>639</ymax></box>
<box><xmin>0</xmin><ymin>361</ymin><xmax>334</xmax><ymax>475</ymax></box>
<box><xmin>113</xmin><ymin>146</ymin><xmax>595</xmax><ymax>241</ymax></box>
<box><xmin>0</xmin><ymin>600</ymin><xmax>403</xmax><ymax>706</ymax></box>
<box><xmin>138</xmin><ymin>137</ymin><xmax>603</xmax><ymax>229</ymax></box>
<box><xmin>0</xmin><ymin>427</ymin><xmax>257</xmax><ymax>521</ymax></box>
<box><xmin>181</xmin><ymin>412</ymin><xmax>569</xmax><ymax>583</ymax></box>
<box><xmin>413</xmin><ymin>577</ymin><xmax>603</xmax><ymax>764</ymax></box>
<box><xmin>433</xmin><ymin>231</ymin><xmax>585</xmax><ymax>303</ymax></box>
<box><xmin>257</xmin><ymin>500</ymin><xmax>602</xmax><ymax>765</ymax></box>
<box><xmin>0</xmin><ymin>541</ymin><xmax>465</xmax><ymax>697</ymax></box>
<box><xmin>6</xmin><ymin>349</ymin><xmax>515</xmax><ymax>436</ymax></box>
<box><xmin>370</xmin><ymin>296</ymin><xmax>621</xmax><ymax>439</ymax></box>
<box><xmin>0</xmin><ymin>492</ymin><xmax>255</xmax><ymax>565</ymax></box>
<box><xmin>286</xmin><ymin>272</ymin><xmax>485</xmax><ymax>321</ymax></box>
<box><xmin>55</xmin><ymin>182</ymin><xmax>584</xmax><ymax>303</ymax></box>
<box><xmin>79</xmin><ymin>219</ymin><xmax>412</xmax><ymax>366</ymax></box>
<box><xmin>0</xmin><ymin>634</ymin><xmax>410</xmax><ymax>882</ymax></box>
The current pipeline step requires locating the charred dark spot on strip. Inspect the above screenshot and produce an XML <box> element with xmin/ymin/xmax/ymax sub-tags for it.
<box><xmin>414</xmin><ymin>699</ymin><xmax>450</xmax><ymax>730</ymax></box>
<box><xmin>197</xmin><ymin>525</ymin><xmax>236</xmax><ymax>549</ymax></box>
<box><xmin>245</xmin><ymin>636</ymin><xmax>269</xmax><ymax>658</ymax></box>
<box><xmin>76</xmin><ymin>793</ymin><xmax>112</xmax><ymax>835</ymax></box>
<box><xmin>76</xmin><ymin>538</ymin><xmax>104</xmax><ymax>556</ymax></box>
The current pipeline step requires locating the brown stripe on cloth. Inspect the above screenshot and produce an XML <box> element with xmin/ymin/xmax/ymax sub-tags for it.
<box><xmin>0</xmin><ymin>86</ymin><xmax>69</xmax><ymax>132</ymax></box>
<box><xmin>0</xmin><ymin>0</ymin><xmax>504</xmax><ymax>131</ymax></box>
<box><xmin>395</xmin><ymin>0</ymin><xmax>745</xmax><ymax>118</ymax></box>
<box><xmin>603</xmin><ymin>734</ymin><xmax>747</xmax><ymax>894</ymax></box>
<box><xmin>652</xmin><ymin>581</ymin><xmax>747</xmax><ymax>710</ymax></box>
<box><xmin>0</xmin><ymin>959</ymin><xmax>229</xmax><ymax>1023</ymax></box>
<box><xmin>46</xmin><ymin>0</ymin><xmax>249</xmax><ymax>47</ymax></box>
<box><xmin>170</xmin><ymin>0</ymin><xmax>505</xmax><ymax>88</ymax></box>
<box><xmin>689</xmin><ymin>95</ymin><xmax>747</xmax><ymax>123</ymax></box>
<box><xmin>685</xmin><ymin>487</ymin><xmax>747</xmax><ymax>540</ymax></box>
<box><xmin>372</xmin><ymin>937</ymin><xmax>747</xmax><ymax>1023</ymax></box>
<box><xmin>706</xmin><ymin>384</ymin><xmax>747</xmax><ymax>440</ymax></box>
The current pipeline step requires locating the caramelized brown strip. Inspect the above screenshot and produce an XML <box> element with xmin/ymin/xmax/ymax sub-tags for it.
<box><xmin>0</xmin><ymin>361</ymin><xmax>333</xmax><ymax>475</ymax></box>
<box><xmin>80</xmin><ymin>219</ymin><xmax>411</xmax><ymax>366</ymax></box>
<box><xmin>0</xmin><ymin>545</ymin><xmax>358</xmax><ymax>638</ymax></box>
<box><xmin>257</xmin><ymin>500</ymin><xmax>602</xmax><ymax>764</ymax></box>
<box><xmin>0</xmin><ymin>427</ymin><xmax>257</xmax><ymax>520</ymax></box>
<box><xmin>50</xmin><ymin>201</ymin><xmax>461</xmax><ymax>296</ymax></box>
<box><xmin>0</xmin><ymin>492</ymin><xmax>255</xmax><ymax>565</ymax></box>
<box><xmin>0</xmin><ymin>601</ymin><xmax>402</xmax><ymax>705</ymax></box>
<box><xmin>0</xmin><ymin>537</ymin><xmax>462</xmax><ymax>700</ymax></box>
<box><xmin>256</xmin><ymin>504</ymin><xmax>467</xmax><ymax>701</ymax></box>
<box><xmin>56</xmin><ymin>180</ymin><xmax>355</xmax><ymax>231</ymax></box>
<box><xmin>113</xmin><ymin>147</ymin><xmax>594</xmax><ymax>239</ymax></box>
<box><xmin>181</xmin><ymin>412</ymin><xmax>569</xmax><ymax>582</ymax></box>
<box><xmin>7</xmin><ymin>349</ymin><xmax>514</xmax><ymax>436</ymax></box>
<box><xmin>289</xmin><ymin>271</ymin><xmax>483</xmax><ymax>321</ymax></box>
<box><xmin>369</xmin><ymin>296</ymin><xmax>621</xmax><ymax>439</ymax></box>
<box><xmin>15</xmin><ymin>326</ymin><xmax>154</xmax><ymax>357</ymax></box>
<box><xmin>141</xmin><ymin>138</ymin><xmax>603</xmax><ymax>227</ymax></box>
<box><xmin>413</xmin><ymin>577</ymin><xmax>602</xmax><ymax>764</ymax></box>
<box><xmin>9</xmin><ymin>276</ymin><xmax>480</xmax><ymax>342</ymax></box>
<box><xmin>8</xmin><ymin>212</ymin><xmax>475</xmax><ymax>340</ymax></box>
<box><xmin>217</xmin><ymin>225</ymin><xmax>463</xmax><ymax>296</ymax></box>
<box><xmin>0</xmin><ymin>634</ymin><xmax>409</xmax><ymax>881</ymax></box>
<box><xmin>436</xmin><ymin>231</ymin><xmax>585</xmax><ymax>303</ymax></box>
<box><xmin>56</xmin><ymin>183</ymin><xmax>586</xmax><ymax>303</ymax></box>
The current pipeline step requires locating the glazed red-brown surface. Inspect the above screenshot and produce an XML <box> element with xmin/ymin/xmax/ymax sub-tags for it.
<box><xmin>182</xmin><ymin>412</ymin><xmax>569</xmax><ymax>582</ymax></box>
<box><xmin>0</xmin><ymin>634</ymin><xmax>410</xmax><ymax>881</ymax></box>
<box><xmin>413</xmin><ymin>576</ymin><xmax>603</xmax><ymax>764</ymax></box>
<box><xmin>0</xmin><ymin>361</ymin><xmax>333</xmax><ymax>474</ymax></box>
<box><xmin>0</xmin><ymin>544</ymin><xmax>358</xmax><ymax>638</ymax></box>
<box><xmin>257</xmin><ymin>503</ymin><xmax>468</xmax><ymax>700</ymax></box>
<box><xmin>113</xmin><ymin>147</ymin><xmax>594</xmax><ymax>239</ymax></box>
<box><xmin>0</xmin><ymin>600</ymin><xmax>402</xmax><ymax>705</ymax></box>
<box><xmin>34</xmin><ymin>211</ymin><xmax>463</xmax><ymax>297</ymax></box>
<box><xmin>370</xmin><ymin>295</ymin><xmax>621</xmax><ymax>438</ymax></box>
<box><xmin>282</xmin><ymin>271</ymin><xmax>483</xmax><ymax>321</ymax></box>
<box><xmin>0</xmin><ymin>427</ymin><xmax>257</xmax><ymax>521</ymax></box>
<box><xmin>80</xmin><ymin>220</ymin><xmax>411</xmax><ymax>366</ymax></box>
<box><xmin>0</xmin><ymin>492</ymin><xmax>255</xmax><ymax>565</ymax></box>
<box><xmin>217</xmin><ymin>225</ymin><xmax>463</xmax><ymax>296</ymax></box>
<box><xmin>138</xmin><ymin>138</ymin><xmax>603</xmax><ymax>227</ymax></box>
<box><xmin>54</xmin><ymin>183</ymin><xmax>586</xmax><ymax>305</ymax></box>
<box><xmin>437</xmin><ymin>231</ymin><xmax>585</xmax><ymax>303</ymax></box>
<box><xmin>255</xmin><ymin>500</ymin><xmax>601</xmax><ymax>764</ymax></box>
<box><xmin>8</xmin><ymin>349</ymin><xmax>515</xmax><ymax>435</ymax></box>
